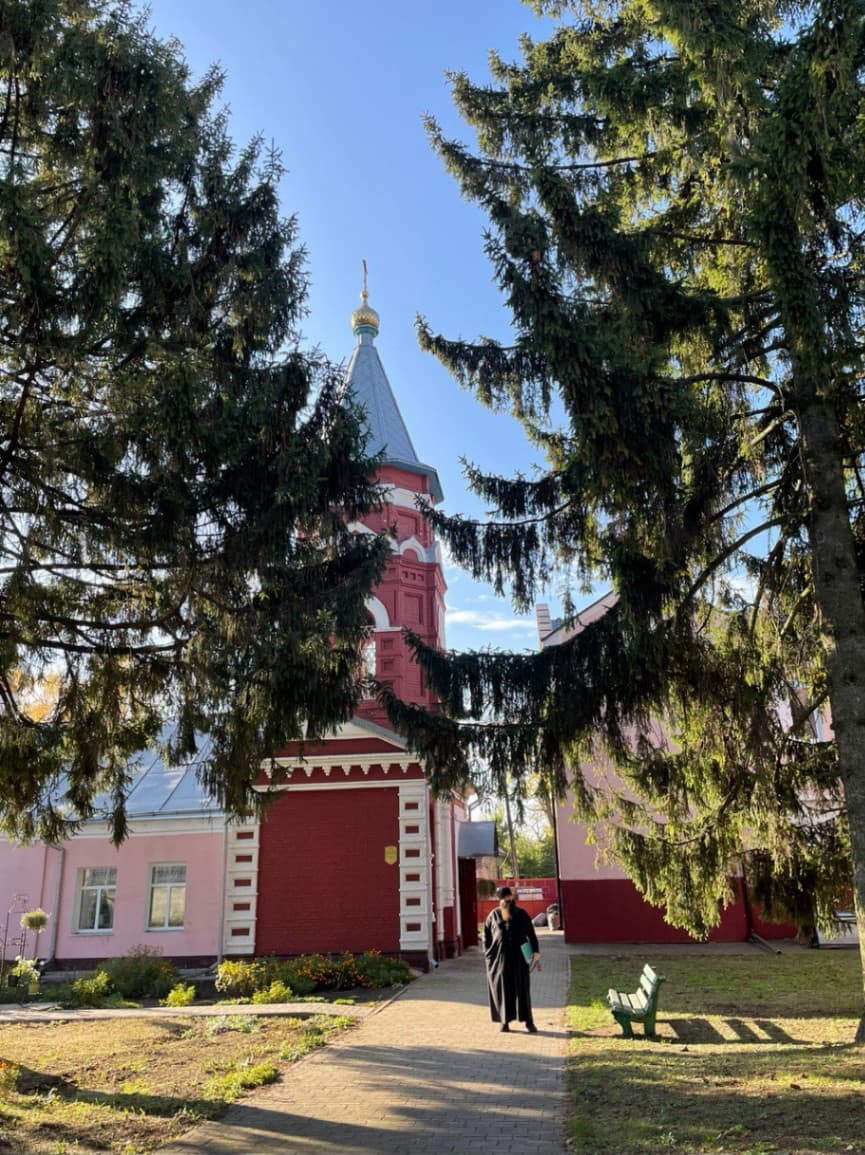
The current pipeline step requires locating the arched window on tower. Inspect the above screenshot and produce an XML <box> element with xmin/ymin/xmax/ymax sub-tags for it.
<box><xmin>362</xmin><ymin>636</ymin><xmax>377</xmax><ymax>679</ymax></box>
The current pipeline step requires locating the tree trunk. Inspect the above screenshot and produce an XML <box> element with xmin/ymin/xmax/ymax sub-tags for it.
<box><xmin>794</xmin><ymin>378</ymin><xmax>865</xmax><ymax>1042</ymax></box>
<box><xmin>503</xmin><ymin>786</ymin><xmax>520</xmax><ymax>886</ymax></box>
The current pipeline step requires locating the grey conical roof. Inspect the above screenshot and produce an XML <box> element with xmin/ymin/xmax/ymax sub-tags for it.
<box><xmin>344</xmin><ymin>310</ymin><xmax>444</xmax><ymax>503</ymax></box>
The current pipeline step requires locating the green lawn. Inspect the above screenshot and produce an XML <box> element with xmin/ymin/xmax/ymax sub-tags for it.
<box><xmin>567</xmin><ymin>950</ymin><xmax>865</xmax><ymax>1155</ymax></box>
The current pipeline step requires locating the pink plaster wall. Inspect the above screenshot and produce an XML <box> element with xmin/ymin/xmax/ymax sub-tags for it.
<box><xmin>2</xmin><ymin>826</ymin><xmax>225</xmax><ymax>964</ymax></box>
<box><xmin>54</xmin><ymin>829</ymin><xmax>224</xmax><ymax>962</ymax></box>
<box><xmin>556</xmin><ymin>795</ymin><xmax>629</xmax><ymax>881</ymax></box>
<box><xmin>556</xmin><ymin>724</ymin><xmax>670</xmax><ymax>883</ymax></box>
<box><xmin>0</xmin><ymin>841</ymin><xmax>50</xmax><ymax>913</ymax></box>
<box><xmin>0</xmin><ymin>841</ymin><xmax>63</xmax><ymax>960</ymax></box>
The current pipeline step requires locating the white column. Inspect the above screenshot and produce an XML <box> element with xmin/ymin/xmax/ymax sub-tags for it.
<box><xmin>434</xmin><ymin>799</ymin><xmax>455</xmax><ymax>949</ymax></box>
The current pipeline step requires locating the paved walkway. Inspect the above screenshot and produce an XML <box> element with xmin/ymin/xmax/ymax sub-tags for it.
<box><xmin>158</xmin><ymin>928</ymin><xmax>570</xmax><ymax>1155</ymax></box>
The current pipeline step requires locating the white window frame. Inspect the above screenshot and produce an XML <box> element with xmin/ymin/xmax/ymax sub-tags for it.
<box><xmin>75</xmin><ymin>866</ymin><xmax>117</xmax><ymax>933</ymax></box>
<box><xmin>147</xmin><ymin>863</ymin><xmax>187</xmax><ymax>931</ymax></box>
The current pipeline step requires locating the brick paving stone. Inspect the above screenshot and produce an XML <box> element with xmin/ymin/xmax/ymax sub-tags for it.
<box><xmin>157</xmin><ymin>928</ymin><xmax>570</xmax><ymax>1155</ymax></box>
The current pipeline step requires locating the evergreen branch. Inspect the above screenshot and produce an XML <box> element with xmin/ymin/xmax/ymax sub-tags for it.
<box><xmin>1</xmin><ymin>603</ymin><xmax>190</xmax><ymax>635</ymax></box>
<box><xmin>676</xmin><ymin>371</ymin><xmax>780</xmax><ymax>390</ymax></box>
<box><xmin>0</xmin><ymin>372</ymin><xmax>35</xmax><ymax>485</ymax></box>
<box><xmin>640</xmin><ymin>228</ymin><xmax>756</xmax><ymax>249</ymax></box>
<box><xmin>0</xmin><ymin>561</ymin><xmax>175</xmax><ymax>575</ymax></box>
<box><xmin>747</xmin><ymin>411</ymin><xmax>796</xmax><ymax>452</ymax></box>
<box><xmin>709</xmin><ymin>478</ymin><xmax>784</xmax><ymax>527</ymax></box>
<box><xmin>480</xmin><ymin>151</ymin><xmax>651</xmax><ymax>173</ymax></box>
<box><xmin>426</xmin><ymin>501</ymin><xmax>571</xmax><ymax>532</ymax></box>
<box><xmin>685</xmin><ymin>517</ymin><xmax>788</xmax><ymax>602</ymax></box>
<box><xmin>778</xmin><ymin>586</ymin><xmax>816</xmax><ymax>642</ymax></box>
<box><xmin>3</xmin><ymin>635</ymin><xmax>183</xmax><ymax>657</ymax></box>
<box><xmin>0</xmin><ymin>671</ymin><xmax>24</xmax><ymax>723</ymax></box>
<box><xmin>747</xmin><ymin>534</ymin><xmax>787</xmax><ymax>639</ymax></box>
<box><xmin>0</xmin><ymin>73</ymin><xmax>13</xmax><ymax>143</ymax></box>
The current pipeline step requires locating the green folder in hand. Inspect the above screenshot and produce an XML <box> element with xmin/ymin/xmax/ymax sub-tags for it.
<box><xmin>521</xmin><ymin>941</ymin><xmax>534</xmax><ymax>966</ymax></box>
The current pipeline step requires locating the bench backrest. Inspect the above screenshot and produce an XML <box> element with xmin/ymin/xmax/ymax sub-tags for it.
<box><xmin>640</xmin><ymin>964</ymin><xmax>665</xmax><ymax>1000</ymax></box>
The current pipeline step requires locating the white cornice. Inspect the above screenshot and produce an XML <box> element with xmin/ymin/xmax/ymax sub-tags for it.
<box><xmin>273</xmin><ymin>752</ymin><xmax>413</xmax><ymax>768</ymax></box>
<box><xmin>254</xmin><ymin>776</ymin><xmax>426</xmax><ymax>794</ymax></box>
<box><xmin>264</xmin><ymin>754</ymin><xmax>419</xmax><ymax>781</ymax></box>
<box><xmin>68</xmin><ymin>815</ymin><xmax>222</xmax><ymax>838</ymax></box>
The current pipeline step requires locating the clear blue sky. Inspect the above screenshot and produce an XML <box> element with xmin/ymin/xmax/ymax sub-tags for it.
<box><xmin>145</xmin><ymin>0</ymin><xmax>565</xmax><ymax>652</ymax></box>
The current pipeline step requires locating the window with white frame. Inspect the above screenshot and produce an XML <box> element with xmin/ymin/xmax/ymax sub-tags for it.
<box><xmin>147</xmin><ymin>864</ymin><xmax>187</xmax><ymax>930</ymax></box>
<box><xmin>76</xmin><ymin>867</ymin><xmax>116</xmax><ymax>932</ymax></box>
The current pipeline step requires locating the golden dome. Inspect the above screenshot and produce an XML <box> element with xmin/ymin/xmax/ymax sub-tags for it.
<box><xmin>351</xmin><ymin>288</ymin><xmax>380</xmax><ymax>337</ymax></box>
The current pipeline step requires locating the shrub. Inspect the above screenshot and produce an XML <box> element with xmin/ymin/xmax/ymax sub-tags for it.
<box><xmin>215</xmin><ymin>958</ymin><xmax>277</xmax><ymax>997</ymax></box>
<box><xmin>289</xmin><ymin>953</ymin><xmax>354</xmax><ymax>991</ymax></box>
<box><xmin>162</xmin><ymin>982</ymin><xmax>196</xmax><ymax>1007</ymax></box>
<box><xmin>99</xmin><ymin>946</ymin><xmax>178</xmax><ymax>999</ymax></box>
<box><xmin>10</xmin><ymin>956</ymin><xmax>40</xmax><ymax>986</ymax></box>
<box><xmin>213</xmin><ymin>951</ymin><xmax>412</xmax><ymax>1000</ymax></box>
<box><xmin>275</xmin><ymin>963</ymin><xmax>316</xmax><ymax>997</ymax></box>
<box><xmin>251</xmin><ymin>980</ymin><xmax>293</xmax><ymax>1004</ymax></box>
<box><xmin>353</xmin><ymin>950</ymin><xmax>412</xmax><ymax>989</ymax></box>
<box><xmin>69</xmin><ymin>970</ymin><xmax>113</xmax><ymax>1007</ymax></box>
<box><xmin>333</xmin><ymin>953</ymin><xmax>361</xmax><ymax>989</ymax></box>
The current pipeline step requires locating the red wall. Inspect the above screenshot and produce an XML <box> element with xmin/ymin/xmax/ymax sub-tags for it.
<box><xmin>256</xmin><ymin>787</ymin><xmax>401</xmax><ymax>955</ymax></box>
<box><xmin>561</xmin><ymin>878</ymin><xmax>794</xmax><ymax>943</ymax></box>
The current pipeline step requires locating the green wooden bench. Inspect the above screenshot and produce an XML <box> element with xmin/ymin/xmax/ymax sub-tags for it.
<box><xmin>607</xmin><ymin>963</ymin><xmax>666</xmax><ymax>1038</ymax></box>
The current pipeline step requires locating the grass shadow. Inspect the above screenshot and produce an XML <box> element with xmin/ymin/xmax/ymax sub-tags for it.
<box><xmin>73</xmin><ymin>1085</ymin><xmax>222</xmax><ymax>1119</ymax></box>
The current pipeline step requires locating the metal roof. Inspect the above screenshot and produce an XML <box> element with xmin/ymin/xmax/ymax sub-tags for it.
<box><xmin>344</xmin><ymin>332</ymin><xmax>444</xmax><ymax>504</ymax></box>
<box><xmin>72</xmin><ymin>725</ymin><xmax>221</xmax><ymax>820</ymax></box>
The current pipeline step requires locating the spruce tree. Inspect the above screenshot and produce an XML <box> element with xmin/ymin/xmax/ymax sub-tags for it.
<box><xmin>382</xmin><ymin>0</ymin><xmax>865</xmax><ymax>1033</ymax></box>
<box><xmin>0</xmin><ymin>0</ymin><xmax>389</xmax><ymax>842</ymax></box>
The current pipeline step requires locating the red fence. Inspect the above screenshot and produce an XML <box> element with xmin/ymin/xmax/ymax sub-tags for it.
<box><xmin>477</xmin><ymin>878</ymin><xmax>558</xmax><ymax>923</ymax></box>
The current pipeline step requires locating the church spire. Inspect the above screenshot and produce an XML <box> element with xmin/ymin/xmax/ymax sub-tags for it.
<box><xmin>343</xmin><ymin>265</ymin><xmax>444</xmax><ymax>503</ymax></box>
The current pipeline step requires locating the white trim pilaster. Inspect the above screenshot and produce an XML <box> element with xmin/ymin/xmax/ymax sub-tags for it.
<box><xmin>221</xmin><ymin>818</ymin><xmax>260</xmax><ymax>956</ymax></box>
<box><xmin>398</xmin><ymin>781</ymin><xmax>432</xmax><ymax>956</ymax></box>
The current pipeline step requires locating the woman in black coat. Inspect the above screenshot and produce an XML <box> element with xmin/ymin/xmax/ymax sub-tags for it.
<box><xmin>483</xmin><ymin>885</ymin><xmax>541</xmax><ymax>1033</ymax></box>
